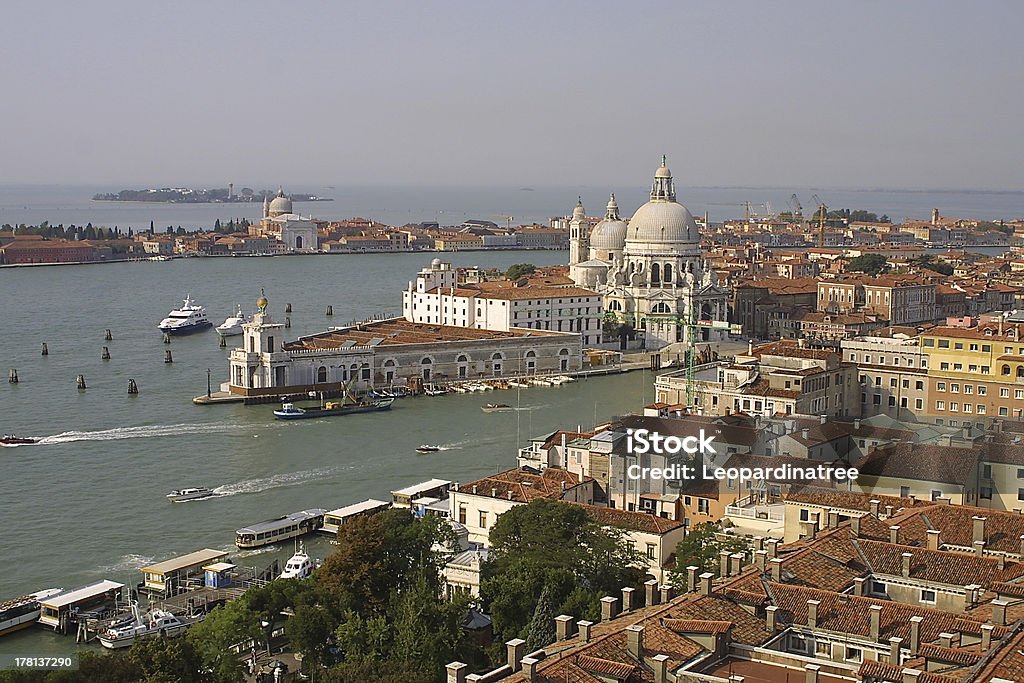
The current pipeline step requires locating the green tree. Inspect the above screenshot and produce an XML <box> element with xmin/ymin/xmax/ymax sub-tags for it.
<box><xmin>505</xmin><ymin>263</ymin><xmax>536</xmax><ymax>280</ymax></box>
<box><xmin>524</xmin><ymin>582</ymin><xmax>558</xmax><ymax>652</ymax></box>
<box><xmin>289</xmin><ymin>603</ymin><xmax>335</xmax><ymax>669</ymax></box>
<box><xmin>846</xmin><ymin>253</ymin><xmax>889</xmax><ymax>276</ymax></box>
<box><xmin>668</xmin><ymin>523</ymin><xmax>750</xmax><ymax>589</ymax></box>
<box><xmin>186</xmin><ymin>598</ymin><xmax>264</xmax><ymax>683</ymax></box>
<box><xmin>125</xmin><ymin>635</ymin><xmax>204</xmax><ymax>683</ymax></box>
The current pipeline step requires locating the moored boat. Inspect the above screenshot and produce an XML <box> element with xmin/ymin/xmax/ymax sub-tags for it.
<box><xmin>215</xmin><ymin>304</ymin><xmax>247</xmax><ymax>336</ymax></box>
<box><xmin>158</xmin><ymin>295</ymin><xmax>213</xmax><ymax>335</ymax></box>
<box><xmin>97</xmin><ymin>604</ymin><xmax>200</xmax><ymax>649</ymax></box>
<box><xmin>279</xmin><ymin>543</ymin><xmax>319</xmax><ymax>579</ymax></box>
<box><xmin>235</xmin><ymin>509</ymin><xmax>327</xmax><ymax>549</ymax></box>
<box><xmin>273</xmin><ymin>397</ymin><xmax>394</xmax><ymax>420</ymax></box>
<box><xmin>0</xmin><ymin>589</ymin><xmax>63</xmax><ymax>637</ymax></box>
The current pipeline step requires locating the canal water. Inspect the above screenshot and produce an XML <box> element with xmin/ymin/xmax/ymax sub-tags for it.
<box><xmin>0</xmin><ymin>251</ymin><xmax>656</xmax><ymax>656</ymax></box>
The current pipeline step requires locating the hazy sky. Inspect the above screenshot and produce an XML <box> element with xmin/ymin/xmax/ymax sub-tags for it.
<box><xmin>2</xmin><ymin>1</ymin><xmax>1021</xmax><ymax>190</ymax></box>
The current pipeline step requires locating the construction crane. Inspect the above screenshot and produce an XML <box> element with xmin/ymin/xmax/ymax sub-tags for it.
<box><xmin>788</xmin><ymin>194</ymin><xmax>803</xmax><ymax>221</ymax></box>
<box><xmin>811</xmin><ymin>194</ymin><xmax>828</xmax><ymax>248</ymax></box>
<box><xmin>490</xmin><ymin>214</ymin><xmax>514</xmax><ymax>230</ymax></box>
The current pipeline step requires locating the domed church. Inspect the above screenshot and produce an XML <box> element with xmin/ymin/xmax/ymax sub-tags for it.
<box><xmin>569</xmin><ymin>157</ymin><xmax>729</xmax><ymax>349</ymax></box>
<box><xmin>253</xmin><ymin>188</ymin><xmax>318</xmax><ymax>252</ymax></box>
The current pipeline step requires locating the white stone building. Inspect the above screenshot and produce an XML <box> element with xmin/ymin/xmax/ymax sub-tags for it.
<box><xmin>251</xmin><ymin>189</ymin><xmax>318</xmax><ymax>252</ymax></box>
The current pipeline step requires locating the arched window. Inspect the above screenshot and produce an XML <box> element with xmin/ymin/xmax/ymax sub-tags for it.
<box><xmin>651</xmin><ymin>263</ymin><xmax>661</xmax><ymax>284</ymax></box>
<box><xmin>663</xmin><ymin>263</ymin><xmax>673</xmax><ymax>283</ymax></box>
<box><xmin>1017</xmin><ymin>366</ymin><xmax>1024</xmax><ymax>379</ymax></box>
<box><xmin>525</xmin><ymin>350</ymin><xmax>537</xmax><ymax>373</ymax></box>
<box><xmin>296</xmin><ymin>236</ymin><xmax>303</xmax><ymax>249</ymax></box>
<box><xmin>652</xmin><ymin>302</ymin><xmax>671</xmax><ymax>314</ymax></box>
<box><xmin>421</xmin><ymin>357</ymin><xmax>432</xmax><ymax>381</ymax></box>
<box><xmin>316</xmin><ymin>366</ymin><xmax>328</xmax><ymax>383</ymax></box>
<box><xmin>608</xmin><ymin>300</ymin><xmax>622</xmax><ymax>312</ymax></box>
<box><xmin>1003</xmin><ymin>365</ymin><xmax>1012</xmax><ymax>376</ymax></box>
<box><xmin>457</xmin><ymin>354</ymin><xmax>469</xmax><ymax>363</ymax></box>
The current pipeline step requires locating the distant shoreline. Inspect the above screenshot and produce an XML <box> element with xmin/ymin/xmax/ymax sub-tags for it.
<box><xmin>92</xmin><ymin>198</ymin><xmax>334</xmax><ymax>204</ymax></box>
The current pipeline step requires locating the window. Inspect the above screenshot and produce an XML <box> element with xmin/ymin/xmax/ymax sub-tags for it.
<box><xmin>983</xmin><ymin>464</ymin><xmax>992</xmax><ymax>479</ymax></box>
<box><xmin>936</xmin><ymin>401</ymin><xmax>945</xmax><ymax>410</ymax></box>
<box><xmin>800</xmin><ymin>509</ymin><xmax>810</xmax><ymax>522</ymax></box>
<box><xmin>981</xmin><ymin>487</ymin><xmax>993</xmax><ymax>500</ymax></box>
<box><xmin>983</xmin><ymin>344</ymin><xmax>992</xmax><ymax>352</ymax></box>
<box><xmin>970</xmin><ymin>343</ymin><xmax>979</xmax><ymax>351</ymax></box>
<box><xmin>698</xmin><ymin>498</ymin><xmax>710</xmax><ymax>514</ymax></box>
<box><xmin>916</xmin><ymin>381</ymin><xmax>924</xmax><ymax>390</ymax></box>
<box><xmin>924</xmin><ymin>339</ymin><xmax>934</xmax><ymax>347</ymax></box>
<box><xmin>845</xmin><ymin>646</ymin><xmax>863</xmax><ymax>662</ymax></box>
<box><xmin>937</xmin><ymin>382</ymin><xmax>946</xmax><ymax>392</ymax></box>
<box><xmin>1001</xmin><ymin>407</ymin><xmax>1009</xmax><ymax>416</ymax></box>
<box><xmin>646</xmin><ymin>544</ymin><xmax>656</xmax><ymax>560</ymax></box>
<box><xmin>479</xmin><ymin>511</ymin><xmax>488</xmax><ymax>528</ymax></box>
<box><xmin>900</xmin><ymin>486</ymin><xmax>911</xmax><ymax>497</ymax></box>
<box><xmin>871</xmin><ymin>580</ymin><xmax>886</xmax><ymax>595</ymax></box>
<box><xmin>955</xmin><ymin>342</ymin><xmax>964</xmax><ymax>350</ymax></box>
<box><xmin>938</xmin><ymin>340</ymin><xmax>950</xmax><ymax>348</ymax></box>
<box><xmin>815</xmin><ymin>640</ymin><xmax>832</xmax><ymax>656</ymax></box>
<box><xmin>949</xmin><ymin>402</ymin><xmax>959</xmax><ymax>411</ymax></box>
<box><xmin>950</xmin><ymin>383</ymin><xmax>959</xmax><ymax>393</ymax></box>
<box><xmin>1018</xmin><ymin>488</ymin><xmax>1024</xmax><ymax>502</ymax></box>
<box><xmin>978</xmin><ymin>405</ymin><xmax>986</xmax><ymax>414</ymax></box>
<box><xmin>1002</xmin><ymin>388</ymin><xmax>1010</xmax><ymax>398</ymax></box>
<box><xmin>921</xmin><ymin>590</ymin><xmax>937</xmax><ymax>604</ymax></box>
<box><xmin>916</xmin><ymin>399</ymin><xmax>923</xmax><ymax>409</ymax></box>
<box><xmin>979</xmin><ymin>386</ymin><xmax>987</xmax><ymax>396</ymax></box>
<box><xmin>458</xmin><ymin>504</ymin><xmax>467</xmax><ymax>525</ymax></box>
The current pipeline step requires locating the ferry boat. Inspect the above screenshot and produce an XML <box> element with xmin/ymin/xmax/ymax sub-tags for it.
<box><xmin>166</xmin><ymin>487</ymin><xmax>216</xmax><ymax>503</ymax></box>
<box><xmin>279</xmin><ymin>543</ymin><xmax>318</xmax><ymax>580</ymax></box>
<box><xmin>481</xmin><ymin>403</ymin><xmax>512</xmax><ymax>413</ymax></box>
<box><xmin>215</xmin><ymin>304</ymin><xmax>247</xmax><ymax>336</ymax></box>
<box><xmin>97</xmin><ymin>604</ymin><xmax>199</xmax><ymax>649</ymax></box>
<box><xmin>158</xmin><ymin>295</ymin><xmax>213</xmax><ymax>335</ymax></box>
<box><xmin>0</xmin><ymin>589</ymin><xmax>62</xmax><ymax>636</ymax></box>
<box><xmin>235</xmin><ymin>509</ymin><xmax>327</xmax><ymax>549</ymax></box>
<box><xmin>273</xmin><ymin>397</ymin><xmax>393</xmax><ymax>420</ymax></box>
<box><xmin>1</xmin><ymin>435</ymin><xmax>36</xmax><ymax>446</ymax></box>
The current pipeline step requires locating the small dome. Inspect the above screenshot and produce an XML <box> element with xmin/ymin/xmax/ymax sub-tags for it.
<box><xmin>431</xmin><ymin>258</ymin><xmax>442</xmax><ymax>268</ymax></box>
<box><xmin>572</xmin><ymin>197</ymin><xmax>586</xmax><ymax>220</ymax></box>
<box><xmin>256</xmin><ymin>295</ymin><xmax>269</xmax><ymax>310</ymax></box>
<box><xmin>654</xmin><ymin>154</ymin><xmax>672</xmax><ymax>178</ymax></box>
<box><xmin>590</xmin><ymin>218</ymin><xmax>628</xmax><ymax>250</ymax></box>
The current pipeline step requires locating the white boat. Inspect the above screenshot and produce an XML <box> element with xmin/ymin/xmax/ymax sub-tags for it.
<box><xmin>279</xmin><ymin>543</ymin><xmax>318</xmax><ymax>580</ymax></box>
<box><xmin>0</xmin><ymin>589</ymin><xmax>63</xmax><ymax>637</ymax></box>
<box><xmin>98</xmin><ymin>605</ymin><xmax>197</xmax><ymax>649</ymax></box>
<box><xmin>216</xmin><ymin>304</ymin><xmax>247</xmax><ymax>336</ymax></box>
<box><xmin>508</xmin><ymin>381</ymin><xmax>529</xmax><ymax>389</ymax></box>
<box><xmin>158</xmin><ymin>295</ymin><xmax>213</xmax><ymax>336</ymax></box>
<box><xmin>166</xmin><ymin>487</ymin><xmax>216</xmax><ymax>503</ymax></box>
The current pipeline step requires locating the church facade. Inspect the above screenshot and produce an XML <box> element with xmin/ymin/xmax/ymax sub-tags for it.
<box><xmin>249</xmin><ymin>189</ymin><xmax>318</xmax><ymax>252</ymax></box>
<box><xmin>569</xmin><ymin>157</ymin><xmax>730</xmax><ymax>350</ymax></box>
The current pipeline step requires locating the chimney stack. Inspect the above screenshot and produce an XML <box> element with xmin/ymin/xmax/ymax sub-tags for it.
<box><xmin>652</xmin><ymin>654</ymin><xmax>669</xmax><ymax>683</ymax></box>
<box><xmin>720</xmin><ymin>550</ymin><xmax>732</xmax><ymax>577</ymax></box>
<box><xmin>626</xmin><ymin>625</ymin><xmax>644</xmax><ymax>660</ymax></box>
<box><xmin>766</xmin><ymin>538</ymin><xmax>779</xmax><ymax>559</ymax></box>
<box><xmin>520</xmin><ymin>657</ymin><xmax>538</xmax><ymax>683</ymax></box>
<box><xmin>889</xmin><ymin>637</ymin><xmax>903</xmax><ymax>664</ymax></box>
<box><xmin>600</xmin><ymin>596</ymin><xmax>619</xmax><ymax>622</ymax></box>
<box><xmin>973</xmin><ymin>516</ymin><xmax>987</xmax><ymax>544</ymax></box>
<box><xmin>660</xmin><ymin>584</ymin><xmax>675</xmax><ymax>602</ymax></box>
<box><xmin>577</xmin><ymin>620</ymin><xmax>593</xmax><ymax>642</ymax></box>
<box><xmin>890</xmin><ymin>525</ymin><xmax>901</xmax><ymax>545</ymax></box>
<box><xmin>870</xmin><ymin>604</ymin><xmax>882</xmax><ymax>641</ymax></box>
<box><xmin>646</xmin><ymin>578</ymin><xmax>661</xmax><ymax>603</ymax></box>
<box><xmin>981</xmin><ymin>624</ymin><xmax>994</xmax><ymax>652</ymax></box>
<box><xmin>766</xmin><ymin>605</ymin><xmax>778</xmax><ymax>632</ymax></box>
<box><xmin>974</xmin><ymin>540</ymin><xmax>985</xmax><ymax>558</ymax></box>
<box><xmin>446</xmin><ymin>662</ymin><xmax>468</xmax><ymax>683</ymax></box>
<box><xmin>730</xmin><ymin>552</ymin><xmax>743</xmax><ymax>576</ymax></box>
<box><xmin>806</xmin><ymin>600</ymin><xmax>820</xmax><ymax>628</ymax></box>
<box><xmin>853</xmin><ymin>577</ymin><xmax>866</xmax><ymax>596</ymax></box>
<box><xmin>901</xmin><ymin>552</ymin><xmax>913</xmax><ymax>578</ymax></box>
<box><xmin>699</xmin><ymin>573</ymin><xmax>714</xmax><ymax>596</ymax></box>
<box><xmin>506</xmin><ymin>639</ymin><xmax>526</xmax><ymax>671</ymax></box>
<box><xmin>555</xmin><ymin>615</ymin><xmax>574</xmax><ymax>641</ymax></box>
<box><xmin>1019</xmin><ymin>534</ymin><xmax>1024</xmax><ymax>557</ymax></box>
<box><xmin>621</xmin><ymin>587</ymin><xmax>635</xmax><ymax>613</ymax></box>
<box><xmin>927</xmin><ymin>529</ymin><xmax>941</xmax><ymax>551</ymax></box>
<box><xmin>828</xmin><ymin>510</ymin><xmax>840</xmax><ymax>529</ymax></box>
<box><xmin>903</xmin><ymin>670</ymin><xmax>923</xmax><ymax>683</ymax></box>
<box><xmin>754</xmin><ymin>550</ymin><xmax>768</xmax><ymax>571</ymax></box>
<box><xmin>870</xmin><ymin>499</ymin><xmax>881</xmax><ymax>516</ymax></box>
<box><xmin>909</xmin><ymin>616</ymin><xmax>922</xmax><ymax>655</ymax></box>
<box><xmin>885</xmin><ymin>505</ymin><xmax>894</xmax><ymax>517</ymax></box>
<box><xmin>992</xmin><ymin>600</ymin><xmax>1008</xmax><ymax>626</ymax></box>
<box><xmin>805</xmin><ymin>664</ymin><xmax>820</xmax><ymax>683</ymax></box>
<box><xmin>851</xmin><ymin>516</ymin><xmax>862</xmax><ymax>536</ymax></box>
<box><xmin>770</xmin><ymin>558</ymin><xmax>783</xmax><ymax>582</ymax></box>
<box><xmin>820</xmin><ymin>414</ymin><xmax>827</xmax><ymax>424</ymax></box>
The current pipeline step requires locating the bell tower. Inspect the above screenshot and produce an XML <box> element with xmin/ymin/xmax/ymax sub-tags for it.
<box><xmin>568</xmin><ymin>197</ymin><xmax>588</xmax><ymax>265</ymax></box>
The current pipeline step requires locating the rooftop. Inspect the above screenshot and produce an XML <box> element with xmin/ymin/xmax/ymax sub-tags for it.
<box><xmin>284</xmin><ymin>318</ymin><xmax>566</xmax><ymax>351</ymax></box>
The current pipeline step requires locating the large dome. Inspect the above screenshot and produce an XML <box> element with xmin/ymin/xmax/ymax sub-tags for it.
<box><xmin>625</xmin><ymin>157</ymin><xmax>698</xmax><ymax>244</ymax></box>
<box><xmin>589</xmin><ymin>193</ymin><xmax>627</xmax><ymax>250</ymax></box>
<box><xmin>268</xmin><ymin>190</ymin><xmax>293</xmax><ymax>216</ymax></box>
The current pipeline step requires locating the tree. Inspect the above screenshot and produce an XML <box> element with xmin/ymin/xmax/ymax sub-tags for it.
<box><xmin>668</xmin><ymin>523</ymin><xmax>750</xmax><ymax>589</ymax></box>
<box><xmin>846</xmin><ymin>253</ymin><xmax>889</xmax><ymax>276</ymax></box>
<box><xmin>289</xmin><ymin>603</ymin><xmax>335</xmax><ymax>669</ymax></box>
<box><xmin>524</xmin><ymin>582</ymin><xmax>558</xmax><ymax>651</ymax></box>
<box><xmin>505</xmin><ymin>263</ymin><xmax>536</xmax><ymax>280</ymax></box>
<box><xmin>186</xmin><ymin>599</ymin><xmax>264</xmax><ymax>683</ymax></box>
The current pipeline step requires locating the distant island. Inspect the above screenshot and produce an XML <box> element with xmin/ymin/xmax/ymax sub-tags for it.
<box><xmin>92</xmin><ymin>187</ymin><xmax>333</xmax><ymax>203</ymax></box>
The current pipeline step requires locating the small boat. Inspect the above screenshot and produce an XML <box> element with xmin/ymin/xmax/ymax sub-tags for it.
<box><xmin>158</xmin><ymin>295</ymin><xmax>213</xmax><ymax>335</ymax></box>
<box><xmin>416</xmin><ymin>445</ymin><xmax>442</xmax><ymax>453</ymax></box>
<box><xmin>273</xmin><ymin>397</ymin><xmax>394</xmax><ymax>420</ymax></box>
<box><xmin>0</xmin><ymin>589</ymin><xmax>63</xmax><ymax>637</ymax></box>
<box><xmin>216</xmin><ymin>304</ymin><xmax>247</xmax><ymax>336</ymax></box>
<box><xmin>166</xmin><ymin>487</ymin><xmax>216</xmax><ymax>503</ymax></box>
<box><xmin>98</xmin><ymin>604</ymin><xmax>199</xmax><ymax>649</ymax></box>
<box><xmin>423</xmin><ymin>386</ymin><xmax>448</xmax><ymax>396</ymax></box>
<box><xmin>508</xmin><ymin>381</ymin><xmax>529</xmax><ymax>389</ymax></box>
<box><xmin>481</xmin><ymin>403</ymin><xmax>512</xmax><ymax>413</ymax></box>
<box><xmin>1</xmin><ymin>435</ymin><xmax>36</xmax><ymax>446</ymax></box>
<box><xmin>279</xmin><ymin>543</ymin><xmax>318</xmax><ymax>580</ymax></box>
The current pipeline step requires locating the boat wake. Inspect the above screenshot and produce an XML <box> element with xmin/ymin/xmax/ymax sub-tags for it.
<box><xmin>98</xmin><ymin>553</ymin><xmax>156</xmax><ymax>574</ymax></box>
<box><xmin>35</xmin><ymin>423</ymin><xmax>243</xmax><ymax>446</ymax></box>
<box><xmin>212</xmin><ymin>467</ymin><xmax>338</xmax><ymax>497</ymax></box>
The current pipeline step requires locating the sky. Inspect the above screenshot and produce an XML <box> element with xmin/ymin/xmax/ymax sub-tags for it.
<box><xmin>1</xmin><ymin>1</ymin><xmax>1021</xmax><ymax>190</ymax></box>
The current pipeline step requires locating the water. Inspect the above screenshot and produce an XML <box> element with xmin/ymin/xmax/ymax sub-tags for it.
<box><xmin>1</xmin><ymin>184</ymin><xmax>1021</xmax><ymax>232</ymax></box>
<box><xmin>0</xmin><ymin>250</ymin><xmax>659</xmax><ymax>656</ymax></box>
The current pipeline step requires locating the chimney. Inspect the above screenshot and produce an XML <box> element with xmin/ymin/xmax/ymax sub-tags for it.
<box><xmin>820</xmin><ymin>414</ymin><xmax>827</xmax><ymax>424</ymax></box>
<box><xmin>770</xmin><ymin>558</ymin><xmax>783</xmax><ymax>582</ymax></box>
<box><xmin>973</xmin><ymin>516</ymin><xmax>987</xmax><ymax>544</ymax></box>
<box><xmin>520</xmin><ymin>657</ymin><xmax>538</xmax><ymax>683</ymax></box>
<box><xmin>903</xmin><ymin>670</ymin><xmax>922</xmax><ymax>683</ymax></box>
<box><xmin>901</xmin><ymin>552</ymin><xmax>913</xmax><ymax>578</ymax></box>
<box><xmin>621</xmin><ymin>587</ymin><xmax>635</xmax><ymax>613</ymax></box>
<box><xmin>1019</xmin><ymin>534</ymin><xmax>1024</xmax><ymax>557</ymax></box>
<box><xmin>885</xmin><ymin>505</ymin><xmax>894</xmax><ymax>517</ymax></box>
<box><xmin>938</xmin><ymin>632</ymin><xmax>954</xmax><ymax>648</ymax></box>
<box><xmin>890</xmin><ymin>525</ymin><xmax>900</xmax><ymax>545</ymax></box>
<box><xmin>720</xmin><ymin>550</ymin><xmax>732</xmax><ymax>577</ymax></box>
<box><xmin>805</xmin><ymin>664</ymin><xmax>820</xmax><ymax>683</ymax></box>
<box><xmin>506</xmin><ymin>639</ymin><xmax>526</xmax><ymax>671</ymax></box>
<box><xmin>626</xmin><ymin>625</ymin><xmax>644</xmax><ymax>660</ymax></box>
<box><xmin>766</xmin><ymin>605</ymin><xmax>778</xmax><ymax>632</ymax></box>
<box><xmin>600</xmin><ymin>596</ymin><xmax>619</xmax><ymax>621</ymax></box>
<box><xmin>927</xmin><ymin>529</ymin><xmax>941</xmax><ymax>551</ymax></box>
<box><xmin>472</xmin><ymin>484</ymin><xmax>477</xmax><ymax>494</ymax></box>
<box><xmin>766</xmin><ymin>538</ymin><xmax>779</xmax><ymax>559</ymax></box>
<box><xmin>754</xmin><ymin>549</ymin><xmax>768</xmax><ymax>571</ymax></box>
<box><xmin>646</xmin><ymin>578</ymin><xmax>661</xmax><ymax>603</ymax></box>
<box><xmin>806</xmin><ymin>599</ymin><xmax>820</xmax><ymax>628</ymax></box>
<box><xmin>998</xmin><ymin>555</ymin><xmax>1006</xmax><ymax>571</ymax></box>
<box><xmin>700</xmin><ymin>572</ymin><xmax>715</xmax><ymax>596</ymax></box>
<box><xmin>554</xmin><ymin>615</ymin><xmax>575</xmax><ymax>641</ymax></box>
<box><xmin>854</xmin><ymin>418</ymin><xmax>862</xmax><ymax>430</ymax></box>
<box><xmin>730</xmin><ymin>552</ymin><xmax>744</xmax><ymax>576</ymax></box>
<box><xmin>909</xmin><ymin>616</ymin><xmax>922</xmax><ymax>655</ymax></box>
<box><xmin>748</xmin><ymin>340</ymin><xmax>754</xmax><ymax>355</ymax></box>
<box><xmin>974</xmin><ymin>540</ymin><xmax>985</xmax><ymax>558</ymax></box>
<box><xmin>801</xmin><ymin>429</ymin><xmax>810</xmax><ymax>440</ymax></box>
<box><xmin>660</xmin><ymin>584</ymin><xmax>675</xmax><ymax>602</ymax></box>
<box><xmin>446</xmin><ymin>662</ymin><xmax>468</xmax><ymax>683</ymax></box>
<box><xmin>853</xmin><ymin>577</ymin><xmax>866</xmax><ymax>596</ymax></box>
<box><xmin>577</xmin><ymin>620</ymin><xmax>593</xmax><ymax>642</ymax></box>
<box><xmin>889</xmin><ymin>637</ymin><xmax>903</xmax><ymax>664</ymax></box>
<box><xmin>992</xmin><ymin>599</ymin><xmax>1008</xmax><ymax>626</ymax></box>
<box><xmin>652</xmin><ymin>654</ymin><xmax>669</xmax><ymax>683</ymax></box>
<box><xmin>507</xmin><ymin>490</ymin><xmax>513</xmax><ymax>500</ymax></box>
<box><xmin>828</xmin><ymin>510</ymin><xmax>840</xmax><ymax>529</ymax></box>
<box><xmin>981</xmin><ymin>624</ymin><xmax>994</xmax><ymax>652</ymax></box>
<box><xmin>491</xmin><ymin>487</ymin><xmax>497</xmax><ymax>498</ymax></box>
<box><xmin>870</xmin><ymin>604</ymin><xmax>882</xmax><ymax>641</ymax></box>
<box><xmin>851</xmin><ymin>516</ymin><xmax>862</xmax><ymax>536</ymax></box>
<box><xmin>753</xmin><ymin>536</ymin><xmax>765</xmax><ymax>552</ymax></box>
<box><xmin>869</xmin><ymin>499</ymin><xmax>881</xmax><ymax>516</ymax></box>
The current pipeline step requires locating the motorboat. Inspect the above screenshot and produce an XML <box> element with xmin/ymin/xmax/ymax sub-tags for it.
<box><xmin>215</xmin><ymin>304</ymin><xmax>247</xmax><ymax>336</ymax></box>
<box><xmin>1</xmin><ymin>435</ymin><xmax>36</xmax><ymax>446</ymax></box>
<box><xmin>279</xmin><ymin>543</ymin><xmax>318</xmax><ymax>579</ymax></box>
<box><xmin>415</xmin><ymin>445</ymin><xmax>442</xmax><ymax>453</ymax></box>
<box><xmin>273</xmin><ymin>397</ymin><xmax>394</xmax><ymax>420</ymax></box>
<box><xmin>0</xmin><ymin>589</ymin><xmax>63</xmax><ymax>637</ymax></box>
<box><xmin>508</xmin><ymin>380</ymin><xmax>529</xmax><ymax>389</ymax></box>
<box><xmin>423</xmin><ymin>386</ymin><xmax>448</xmax><ymax>396</ymax></box>
<box><xmin>166</xmin><ymin>487</ymin><xmax>216</xmax><ymax>503</ymax></box>
<box><xmin>481</xmin><ymin>403</ymin><xmax>512</xmax><ymax>413</ymax></box>
<box><xmin>97</xmin><ymin>605</ymin><xmax>198</xmax><ymax>649</ymax></box>
<box><xmin>158</xmin><ymin>295</ymin><xmax>213</xmax><ymax>335</ymax></box>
